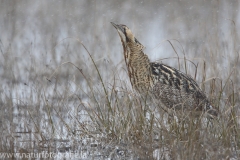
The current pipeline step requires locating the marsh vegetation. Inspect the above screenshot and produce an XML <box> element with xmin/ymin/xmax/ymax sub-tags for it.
<box><xmin>0</xmin><ymin>0</ymin><xmax>239</xmax><ymax>159</ymax></box>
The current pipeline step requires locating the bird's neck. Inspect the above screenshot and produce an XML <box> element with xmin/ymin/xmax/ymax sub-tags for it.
<box><xmin>124</xmin><ymin>43</ymin><xmax>152</xmax><ymax>92</ymax></box>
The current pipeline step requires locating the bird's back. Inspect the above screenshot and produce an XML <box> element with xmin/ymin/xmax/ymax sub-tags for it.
<box><xmin>150</xmin><ymin>62</ymin><xmax>210</xmax><ymax>112</ymax></box>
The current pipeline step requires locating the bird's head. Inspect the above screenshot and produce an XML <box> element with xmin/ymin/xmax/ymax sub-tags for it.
<box><xmin>111</xmin><ymin>22</ymin><xmax>144</xmax><ymax>50</ymax></box>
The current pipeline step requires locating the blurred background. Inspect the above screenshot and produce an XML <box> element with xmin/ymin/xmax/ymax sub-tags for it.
<box><xmin>0</xmin><ymin>0</ymin><xmax>239</xmax><ymax>158</ymax></box>
<box><xmin>1</xmin><ymin>0</ymin><xmax>239</xmax><ymax>83</ymax></box>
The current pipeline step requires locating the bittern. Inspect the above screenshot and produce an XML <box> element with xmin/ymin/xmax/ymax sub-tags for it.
<box><xmin>111</xmin><ymin>22</ymin><xmax>218</xmax><ymax>118</ymax></box>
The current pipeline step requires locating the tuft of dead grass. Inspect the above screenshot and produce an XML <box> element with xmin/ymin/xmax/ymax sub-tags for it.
<box><xmin>0</xmin><ymin>1</ymin><xmax>239</xmax><ymax>159</ymax></box>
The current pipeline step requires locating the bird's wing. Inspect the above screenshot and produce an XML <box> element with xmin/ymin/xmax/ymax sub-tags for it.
<box><xmin>150</xmin><ymin>62</ymin><xmax>207</xmax><ymax>110</ymax></box>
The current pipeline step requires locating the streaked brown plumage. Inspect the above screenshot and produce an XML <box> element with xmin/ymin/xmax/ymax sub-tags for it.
<box><xmin>111</xmin><ymin>22</ymin><xmax>218</xmax><ymax>118</ymax></box>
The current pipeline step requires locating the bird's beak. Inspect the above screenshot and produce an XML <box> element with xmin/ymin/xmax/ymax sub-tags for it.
<box><xmin>111</xmin><ymin>22</ymin><xmax>124</xmax><ymax>33</ymax></box>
